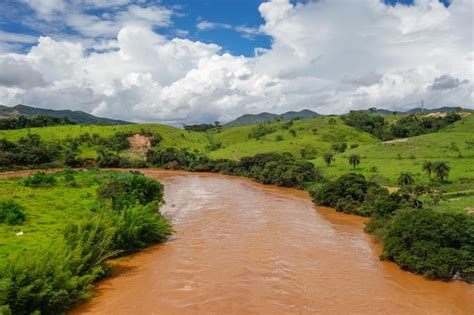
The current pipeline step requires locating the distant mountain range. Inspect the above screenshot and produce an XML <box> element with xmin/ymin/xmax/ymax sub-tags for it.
<box><xmin>226</xmin><ymin>106</ymin><xmax>472</xmax><ymax>127</ymax></box>
<box><xmin>0</xmin><ymin>104</ymin><xmax>132</xmax><ymax>125</ymax></box>
<box><xmin>225</xmin><ymin>109</ymin><xmax>320</xmax><ymax>127</ymax></box>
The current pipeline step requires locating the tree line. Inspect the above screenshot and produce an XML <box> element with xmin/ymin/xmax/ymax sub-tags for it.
<box><xmin>0</xmin><ymin>115</ymin><xmax>75</xmax><ymax>130</ymax></box>
<box><xmin>342</xmin><ymin>110</ymin><xmax>461</xmax><ymax>141</ymax></box>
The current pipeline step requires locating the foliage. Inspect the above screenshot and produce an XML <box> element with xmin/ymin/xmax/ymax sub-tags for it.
<box><xmin>23</xmin><ymin>172</ymin><xmax>57</xmax><ymax>187</ymax></box>
<box><xmin>98</xmin><ymin>172</ymin><xmax>164</xmax><ymax>212</ymax></box>
<box><xmin>0</xmin><ymin>115</ymin><xmax>75</xmax><ymax>130</ymax></box>
<box><xmin>113</xmin><ymin>202</ymin><xmax>172</xmax><ymax>252</ymax></box>
<box><xmin>0</xmin><ymin>134</ymin><xmax>60</xmax><ymax>168</ymax></box>
<box><xmin>342</xmin><ymin>111</ymin><xmax>391</xmax><ymax>140</ymax></box>
<box><xmin>0</xmin><ymin>201</ymin><xmax>26</xmax><ymax>225</ymax></box>
<box><xmin>184</xmin><ymin>121</ymin><xmax>221</xmax><ymax>132</ymax></box>
<box><xmin>348</xmin><ymin>154</ymin><xmax>361</xmax><ymax>169</ymax></box>
<box><xmin>0</xmin><ymin>171</ymin><xmax>171</xmax><ymax>313</ymax></box>
<box><xmin>331</xmin><ymin>142</ymin><xmax>347</xmax><ymax>153</ymax></box>
<box><xmin>323</xmin><ymin>152</ymin><xmax>335</xmax><ymax>166</ymax></box>
<box><xmin>398</xmin><ymin>172</ymin><xmax>415</xmax><ymax>187</ymax></box>
<box><xmin>382</xmin><ymin>209</ymin><xmax>474</xmax><ymax>282</ymax></box>
<box><xmin>342</xmin><ymin>110</ymin><xmax>461</xmax><ymax>140</ymax></box>
<box><xmin>0</xmin><ymin>216</ymin><xmax>116</xmax><ymax>314</ymax></box>
<box><xmin>310</xmin><ymin>173</ymin><xmax>374</xmax><ymax>215</ymax></box>
<box><xmin>248</xmin><ymin>124</ymin><xmax>275</xmax><ymax>140</ymax></box>
<box><xmin>433</xmin><ymin>161</ymin><xmax>450</xmax><ymax>182</ymax></box>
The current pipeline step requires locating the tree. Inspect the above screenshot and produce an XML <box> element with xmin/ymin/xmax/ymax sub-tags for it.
<box><xmin>348</xmin><ymin>154</ymin><xmax>361</xmax><ymax>169</ymax></box>
<box><xmin>323</xmin><ymin>153</ymin><xmax>335</xmax><ymax>166</ymax></box>
<box><xmin>398</xmin><ymin>172</ymin><xmax>415</xmax><ymax>187</ymax></box>
<box><xmin>422</xmin><ymin>161</ymin><xmax>433</xmax><ymax>184</ymax></box>
<box><xmin>433</xmin><ymin>161</ymin><xmax>450</xmax><ymax>182</ymax></box>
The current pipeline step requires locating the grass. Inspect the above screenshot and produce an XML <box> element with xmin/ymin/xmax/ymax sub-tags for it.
<box><xmin>208</xmin><ymin>116</ymin><xmax>378</xmax><ymax>159</ymax></box>
<box><xmin>0</xmin><ymin>171</ymin><xmax>104</xmax><ymax>258</ymax></box>
<box><xmin>0</xmin><ymin>124</ymin><xmax>210</xmax><ymax>159</ymax></box>
<box><xmin>310</xmin><ymin>115</ymin><xmax>474</xmax><ymax>184</ymax></box>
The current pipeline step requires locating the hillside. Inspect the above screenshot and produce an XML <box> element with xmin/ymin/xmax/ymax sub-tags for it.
<box><xmin>225</xmin><ymin>109</ymin><xmax>320</xmax><ymax>127</ymax></box>
<box><xmin>0</xmin><ymin>104</ymin><xmax>131</xmax><ymax>125</ymax></box>
<box><xmin>210</xmin><ymin>116</ymin><xmax>377</xmax><ymax>160</ymax></box>
<box><xmin>312</xmin><ymin>114</ymin><xmax>474</xmax><ymax>184</ymax></box>
<box><xmin>0</xmin><ymin>124</ymin><xmax>209</xmax><ymax>159</ymax></box>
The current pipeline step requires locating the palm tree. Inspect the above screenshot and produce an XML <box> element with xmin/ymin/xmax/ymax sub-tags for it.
<box><xmin>422</xmin><ymin>161</ymin><xmax>433</xmax><ymax>184</ymax></box>
<box><xmin>433</xmin><ymin>161</ymin><xmax>450</xmax><ymax>182</ymax></box>
<box><xmin>398</xmin><ymin>172</ymin><xmax>415</xmax><ymax>187</ymax></box>
<box><xmin>323</xmin><ymin>153</ymin><xmax>335</xmax><ymax>166</ymax></box>
<box><xmin>348</xmin><ymin>154</ymin><xmax>361</xmax><ymax>169</ymax></box>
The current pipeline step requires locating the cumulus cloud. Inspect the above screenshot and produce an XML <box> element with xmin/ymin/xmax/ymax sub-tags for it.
<box><xmin>429</xmin><ymin>74</ymin><xmax>469</xmax><ymax>90</ymax></box>
<box><xmin>0</xmin><ymin>0</ymin><xmax>473</xmax><ymax>123</ymax></box>
<box><xmin>0</xmin><ymin>58</ymin><xmax>46</xmax><ymax>89</ymax></box>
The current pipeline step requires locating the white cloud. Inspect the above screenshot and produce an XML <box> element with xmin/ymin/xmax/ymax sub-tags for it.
<box><xmin>0</xmin><ymin>0</ymin><xmax>472</xmax><ymax>124</ymax></box>
<box><xmin>0</xmin><ymin>31</ymin><xmax>39</xmax><ymax>44</ymax></box>
<box><xmin>196</xmin><ymin>20</ymin><xmax>232</xmax><ymax>31</ymax></box>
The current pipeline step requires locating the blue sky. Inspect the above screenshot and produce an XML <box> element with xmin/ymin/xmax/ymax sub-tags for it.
<box><xmin>0</xmin><ymin>0</ymin><xmax>451</xmax><ymax>56</ymax></box>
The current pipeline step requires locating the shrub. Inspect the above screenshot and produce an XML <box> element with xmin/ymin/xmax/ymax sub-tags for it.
<box><xmin>0</xmin><ymin>217</ymin><xmax>116</xmax><ymax>314</ymax></box>
<box><xmin>23</xmin><ymin>172</ymin><xmax>57</xmax><ymax>187</ymax></box>
<box><xmin>382</xmin><ymin>209</ymin><xmax>474</xmax><ymax>282</ymax></box>
<box><xmin>248</xmin><ymin>124</ymin><xmax>275</xmax><ymax>140</ymax></box>
<box><xmin>310</xmin><ymin>173</ymin><xmax>376</xmax><ymax>215</ymax></box>
<box><xmin>98</xmin><ymin>172</ymin><xmax>164</xmax><ymax>212</ymax></box>
<box><xmin>113</xmin><ymin>203</ymin><xmax>172</xmax><ymax>253</ymax></box>
<box><xmin>0</xmin><ymin>201</ymin><xmax>26</xmax><ymax>225</ymax></box>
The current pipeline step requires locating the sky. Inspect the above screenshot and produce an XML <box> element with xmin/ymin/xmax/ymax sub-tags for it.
<box><xmin>0</xmin><ymin>0</ymin><xmax>472</xmax><ymax>124</ymax></box>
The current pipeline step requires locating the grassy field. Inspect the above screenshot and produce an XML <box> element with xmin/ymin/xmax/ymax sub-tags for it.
<box><xmin>0</xmin><ymin>171</ymin><xmax>104</xmax><ymax>258</ymax></box>
<box><xmin>208</xmin><ymin>116</ymin><xmax>378</xmax><ymax>159</ymax></box>
<box><xmin>311</xmin><ymin>115</ymin><xmax>474</xmax><ymax>184</ymax></box>
<box><xmin>0</xmin><ymin>124</ymin><xmax>210</xmax><ymax>159</ymax></box>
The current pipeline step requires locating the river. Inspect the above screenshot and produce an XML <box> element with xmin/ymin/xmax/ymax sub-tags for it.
<box><xmin>70</xmin><ymin>170</ymin><xmax>473</xmax><ymax>314</ymax></box>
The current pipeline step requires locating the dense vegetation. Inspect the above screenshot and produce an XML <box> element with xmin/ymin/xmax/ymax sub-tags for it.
<box><xmin>0</xmin><ymin>170</ymin><xmax>171</xmax><ymax>314</ymax></box>
<box><xmin>342</xmin><ymin>110</ymin><xmax>461</xmax><ymax>140</ymax></box>
<box><xmin>311</xmin><ymin>172</ymin><xmax>473</xmax><ymax>282</ymax></box>
<box><xmin>146</xmin><ymin>148</ymin><xmax>319</xmax><ymax>189</ymax></box>
<box><xmin>183</xmin><ymin>121</ymin><xmax>221</xmax><ymax>132</ymax></box>
<box><xmin>0</xmin><ymin>115</ymin><xmax>75</xmax><ymax>130</ymax></box>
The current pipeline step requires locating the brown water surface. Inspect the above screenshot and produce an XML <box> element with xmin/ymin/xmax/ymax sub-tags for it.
<box><xmin>71</xmin><ymin>170</ymin><xmax>473</xmax><ymax>314</ymax></box>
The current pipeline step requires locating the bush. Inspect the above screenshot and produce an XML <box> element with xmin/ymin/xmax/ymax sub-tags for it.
<box><xmin>113</xmin><ymin>203</ymin><xmax>172</xmax><ymax>253</ymax></box>
<box><xmin>23</xmin><ymin>172</ymin><xmax>57</xmax><ymax>187</ymax></box>
<box><xmin>98</xmin><ymin>172</ymin><xmax>164</xmax><ymax>212</ymax></box>
<box><xmin>248</xmin><ymin>124</ymin><xmax>275</xmax><ymax>140</ymax></box>
<box><xmin>382</xmin><ymin>209</ymin><xmax>474</xmax><ymax>282</ymax></box>
<box><xmin>0</xmin><ymin>201</ymin><xmax>26</xmax><ymax>225</ymax></box>
<box><xmin>0</xmin><ymin>217</ymin><xmax>116</xmax><ymax>314</ymax></box>
<box><xmin>310</xmin><ymin>173</ymin><xmax>377</xmax><ymax>215</ymax></box>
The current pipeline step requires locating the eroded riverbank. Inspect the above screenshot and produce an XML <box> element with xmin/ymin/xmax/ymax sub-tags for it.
<box><xmin>65</xmin><ymin>170</ymin><xmax>474</xmax><ymax>314</ymax></box>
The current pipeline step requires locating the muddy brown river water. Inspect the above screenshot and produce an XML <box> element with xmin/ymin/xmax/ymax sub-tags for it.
<box><xmin>66</xmin><ymin>170</ymin><xmax>473</xmax><ymax>314</ymax></box>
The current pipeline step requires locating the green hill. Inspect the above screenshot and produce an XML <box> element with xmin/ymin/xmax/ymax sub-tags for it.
<box><xmin>225</xmin><ymin>109</ymin><xmax>320</xmax><ymax>127</ymax></box>
<box><xmin>0</xmin><ymin>104</ymin><xmax>131</xmax><ymax>125</ymax></box>
<box><xmin>0</xmin><ymin>124</ymin><xmax>209</xmax><ymax>159</ymax></box>
<box><xmin>312</xmin><ymin>114</ymin><xmax>474</xmax><ymax>185</ymax></box>
<box><xmin>210</xmin><ymin>116</ymin><xmax>377</xmax><ymax>160</ymax></box>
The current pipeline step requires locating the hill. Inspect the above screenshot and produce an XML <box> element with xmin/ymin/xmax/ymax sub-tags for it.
<box><xmin>0</xmin><ymin>104</ymin><xmax>131</xmax><ymax>125</ymax></box>
<box><xmin>225</xmin><ymin>109</ymin><xmax>320</xmax><ymax>127</ymax></box>
<box><xmin>312</xmin><ymin>114</ymin><xmax>474</xmax><ymax>185</ymax></box>
<box><xmin>210</xmin><ymin>116</ymin><xmax>377</xmax><ymax>160</ymax></box>
<box><xmin>0</xmin><ymin>124</ymin><xmax>209</xmax><ymax>159</ymax></box>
